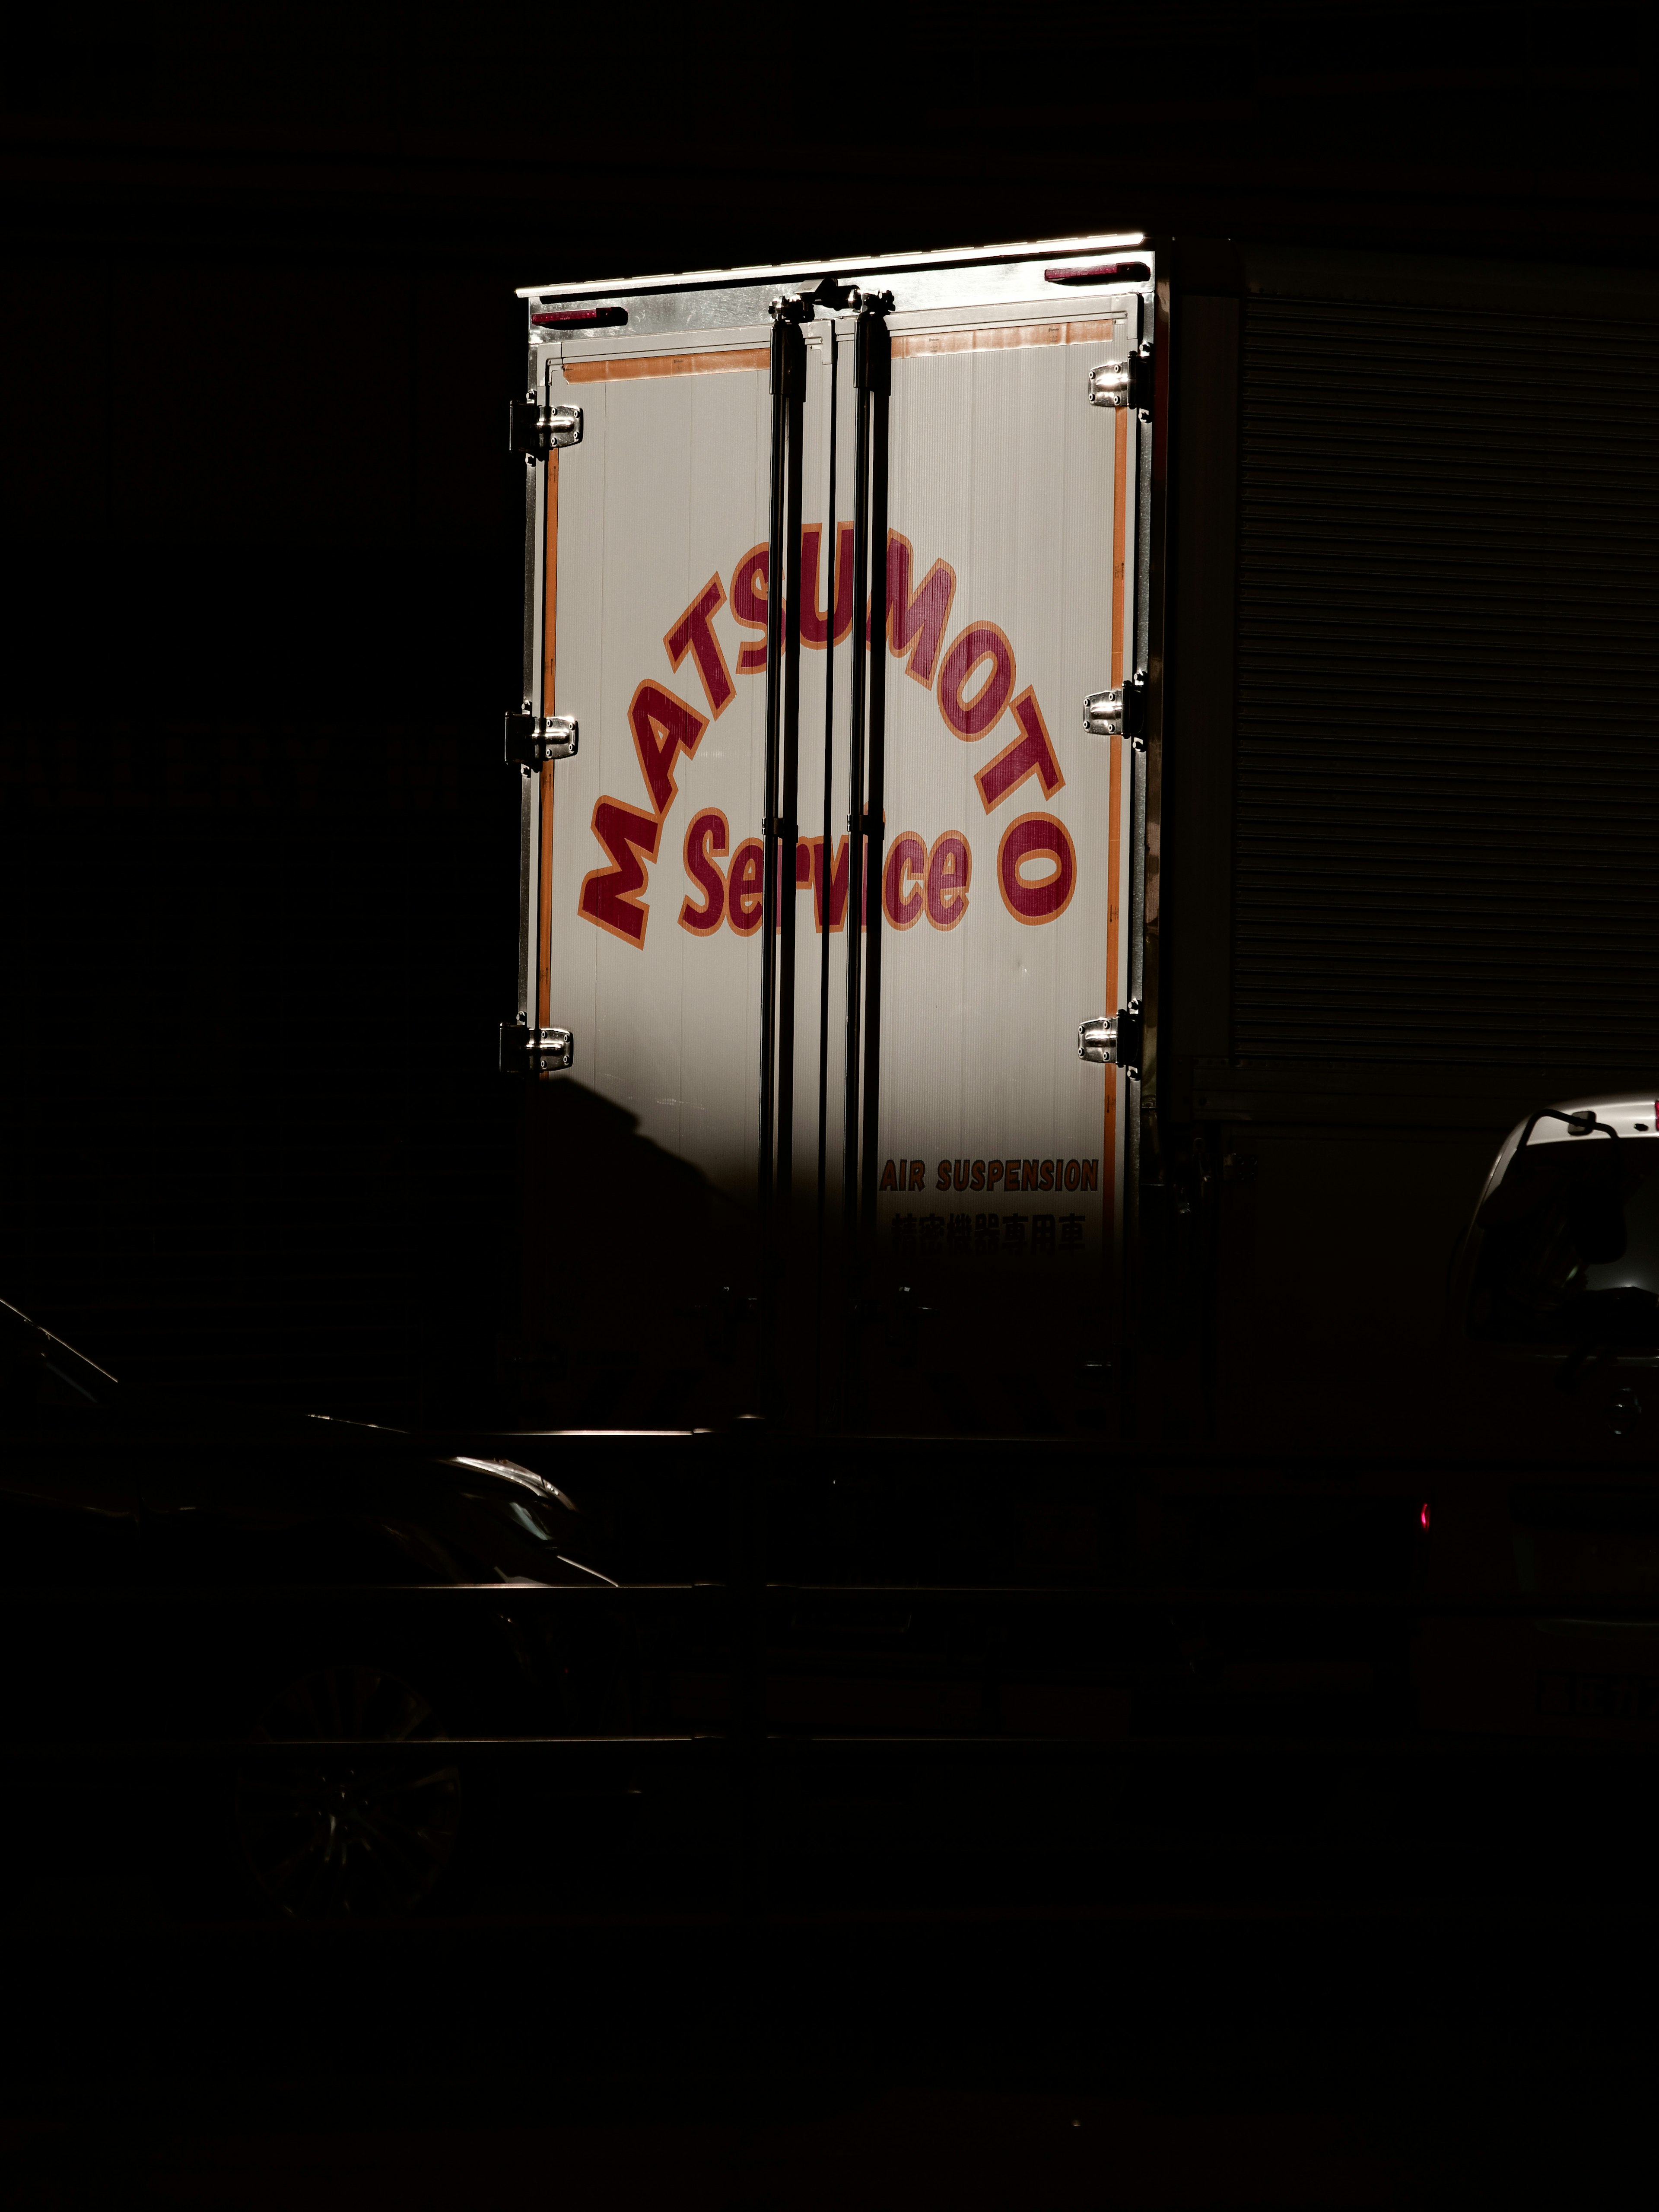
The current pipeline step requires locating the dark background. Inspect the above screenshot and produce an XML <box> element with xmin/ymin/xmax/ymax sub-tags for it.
<box><xmin>5</xmin><ymin>2</ymin><xmax>1659</xmax><ymax>1425</ymax></box>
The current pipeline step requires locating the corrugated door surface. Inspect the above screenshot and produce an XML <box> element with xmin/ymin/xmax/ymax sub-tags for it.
<box><xmin>528</xmin><ymin>263</ymin><xmax>1143</xmax><ymax>1432</ymax></box>
<box><xmin>543</xmin><ymin>312</ymin><xmax>1131</xmax><ymax>1253</ymax></box>
<box><xmin>871</xmin><ymin>314</ymin><xmax>1127</xmax><ymax>1272</ymax></box>
<box><xmin>1235</xmin><ymin>293</ymin><xmax>1659</xmax><ymax>1068</ymax></box>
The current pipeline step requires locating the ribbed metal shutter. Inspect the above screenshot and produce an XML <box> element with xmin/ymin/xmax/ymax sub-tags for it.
<box><xmin>1234</xmin><ymin>293</ymin><xmax>1659</xmax><ymax>1069</ymax></box>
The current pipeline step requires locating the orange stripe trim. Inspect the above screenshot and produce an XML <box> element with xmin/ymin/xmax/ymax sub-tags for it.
<box><xmin>1103</xmin><ymin>405</ymin><xmax>1129</xmax><ymax>1262</ymax></box>
<box><xmin>892</xmin><ymin>318</ymin><xmax>1119</xmax><ymax>359</ymax></box>
<box><xmin>561</xmin><ymin>347</ymin><xmax>770</xmax><ymax>384</ymax></box>
<box><xmin>537</xmin><ymin>449</ymin><xmax>558</xmax><ymax>1029</ymax></box>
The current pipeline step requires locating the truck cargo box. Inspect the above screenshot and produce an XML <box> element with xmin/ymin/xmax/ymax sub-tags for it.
<box><xmin>504</xmin><ymin>240</ymin><xmax>1161</xmax><ymax>1436</ymax></box>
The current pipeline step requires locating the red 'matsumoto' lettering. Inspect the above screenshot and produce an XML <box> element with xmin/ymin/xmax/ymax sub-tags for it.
<box><xmin>937</xmin><ymin>622</ymin><xmax>1016</xmax><ymax>740</ymax></box>
<box><xmin>885</xmin><ymin>533</ymin><xmax>957</xmax><ymax>685</ymax></box>
<box><xmin>996</xmin><ymin>811</ymin><xmax>1076</xmax><ymax>926</ymax></box>
<box><xmin>629</xmin><ymin>681</ymin><xmax>709</xmax><ymax>817</ymax></box>
<box><xmin>580</xmin><ymin>798</ymin><xmax>663</xmax><ymax>949</ymax></box>
<box><xmin>730</xmin><ymin>543</ymin><xmax>769</xmax><ymax>675</ymax></box>
<box><xmin>975</xmin><ymin>689</ymin><xmax>1064</xmax><ymax>811</ymax></box>
<box><xmin>664</xmin><ymin>576</ymin><xmax>735</xmax><ymax>719</ymax></box>
<box><xmin>679</xmin><ymin>808</ymin><xmax>729</xmax><ymax>935</ymax></box>
<box><xmin>801</xmin><ymin>524</ymin><xmax>856</xmax><ymax>648</ymax></box>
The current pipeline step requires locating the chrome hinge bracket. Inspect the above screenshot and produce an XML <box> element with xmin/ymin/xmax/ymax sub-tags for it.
<box><xmin>508</xmin><ymin>399</ymin><xmax>583</xmax><ymax>457</ymax></box>
<box><xmin>1088</xmin><ymin>347</ymin><xmax>1153</xmax><ymax>419</ymax></box>
<box><xmin>1078</xmin><ymin>1001</ymin><xmax>1144</xmax><ymax>1078</ymax></box>
<box><xmin>504</xmin><ymin>712</ymin><xmax>578</xmax><ymax>768</ymax></box>
<box><xmin>500</xmin><ymin>1020</ymin><xmax>574</xmax><ymax>1077</ymax></box>
<box><xmin>1083</xmin><ymin>671</ymin><xmax>1148</xmax><ymax>746</ymax></box>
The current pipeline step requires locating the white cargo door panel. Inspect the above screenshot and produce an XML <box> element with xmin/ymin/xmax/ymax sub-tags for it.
<box><xmin>542</xmin><ymin>333</ymin><xmax>776</xmax><ymax>1183</ymax></box>
<box><xmin>871</xmin><ymin>308</ymin><xmax>1130</xmax><ymax>1271</ymax></box>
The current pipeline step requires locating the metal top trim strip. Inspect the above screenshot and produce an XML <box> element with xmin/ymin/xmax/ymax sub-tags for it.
<box><xmin>515</xmin><ymin>232</ymin><xmax>1147</xmax><ymax>302</ymax></box>
<box><xmin>541</xmin><ymin>302</ymin><xmax>1139</xmax><ymax>375</ymax></box>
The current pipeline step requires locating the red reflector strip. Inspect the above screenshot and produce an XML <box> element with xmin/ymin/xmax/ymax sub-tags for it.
<box><xmin>1043</xmin><ymin>261</ymin><xmax>1151</xmax><ymax>285</ymax></box>
<box><xmin>531</xmin><ymin>305</ymin><xmax>628</xmax><ymax>328</ymax></box>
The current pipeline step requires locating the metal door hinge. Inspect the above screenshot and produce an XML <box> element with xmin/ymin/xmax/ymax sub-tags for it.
<box><xmin>1078</xmin><ymin>1001</ymin><xmax>1143</xmax><ymax>1078</ymax></box>
<box><xmin>508</xmin><ymin>399</ymin><xmax>583</xmax><ymax>457</ymax></box>
<box><xmin>1088</xmin><ymin>348</ymin><xmax>1153</xmax><ymax>417</ymax></box>
<box><xmin>1083</xmin><ymin>671</ymin><xmax>1147</xmax><ymax>744</ymax></box>
<box><xmin>500</xmin><ymin>1020</ymin><xmax>575</xmax><ymax>1077</ymax></box>
<box><xmin>504</xmin><ymin>713</ymin><xmax>578</xmax><ymax>767</ymax></box>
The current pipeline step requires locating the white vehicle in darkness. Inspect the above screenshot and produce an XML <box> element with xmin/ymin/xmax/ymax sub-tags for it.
<box><xmin>1453</xmin><ymin>1093</ymin><xmax>1659</xmax><ymax>1447</ymax></box>
<box><xmin>1426</xmin><ymin>1094</ymin><xmax>1659</xmax><ymax>1738</ymax></box>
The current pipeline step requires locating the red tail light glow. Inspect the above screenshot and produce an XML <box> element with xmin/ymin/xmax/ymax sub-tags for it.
<box><xmin>532</xmin><ymin>305</ymin><xmax>628</xmax><ymax>329</ymax></box>
<box><xmin>1044</xmin><ymin>261</ymin><xmax>1151</xmax><ymax>285</ymax></box>
<box><xmin>1420</xmin><ymin>1502</ymin><xmax>1431</xmax><ymax>1530</ymax></box>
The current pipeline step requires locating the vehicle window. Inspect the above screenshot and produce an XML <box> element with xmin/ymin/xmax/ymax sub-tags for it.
<box><xmin>1468</xmin><ymin>1135</ymin><xmax>1659</xmax><ymax>1346</ymax></box>
<box><xmin>506</xmin><ymin>1500</ymin><xmax>552</xmax><ymax>1544</ymax></box>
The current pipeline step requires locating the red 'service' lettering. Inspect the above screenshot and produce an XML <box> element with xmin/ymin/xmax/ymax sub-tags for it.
<box><xmin>679</xmin><ymin>808</ymin><xmax>729</xmax><ymax>935</ymax></box>
<box><xmin>925</xmin><ymin>831</ymin><xmax>971</xmax><ymax>930</ymax></box>
<box><xmin>771</xmin><ymin>837</ymin><xmax>811</xmax><ymax>929</ymax></box>
<box><xmin>727</xmin><ymin>839</ymin><xmax>765</xmax><ymax>934</ymax></box>
<box><xmin>884</xmin><ymin>832</ymin><xmax>928</xmax><ymax>929</ymax></box>
<box><xmin>813</xmin><ymin>836</ymin><xmax>849</xmax><ymax>932</ymax></box>
<box><xmin>810</xmin><ymin>834</ymin><xmax>871</xmax><ymax>933</ymax></box>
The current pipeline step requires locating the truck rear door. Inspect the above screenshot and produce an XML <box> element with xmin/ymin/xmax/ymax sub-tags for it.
<box><xmin>509</xmin><ymin>241</ymin><xmax>1153</xmax><ymax>1435</ymax></box>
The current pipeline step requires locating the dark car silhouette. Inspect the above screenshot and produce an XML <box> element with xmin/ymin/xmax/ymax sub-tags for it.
<box><xmin>0</xmin><ymin>1297</ymin><xmax>618</xmax><ymax>1917</ymax></box>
